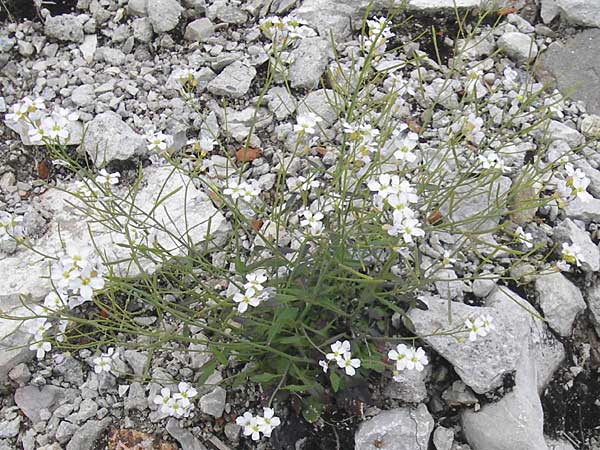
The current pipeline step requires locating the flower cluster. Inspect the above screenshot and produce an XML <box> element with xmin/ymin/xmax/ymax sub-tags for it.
<box><xmin>0</xmin><ymin>211</ymin><xmax>25</xmax><ymax>243</ymax></box>
<box><xmin>93</xmin><ymin>347</ymin><xmax>118</xmax><ymax>374</ymax></box>
<box><xmin>236</xmin><ymin>408</ymin><xmax>281</xmax><ymax>440</ymax></box>
<box><xmin>390</xmin><ymin>127</ymin><xmax>419</xmax><ymax>163</ymax></box>
<box><xmin>223</xmin><ymin>179</ymin><xmax>262</xmax><ymax>202</ymax></box>
<box><xmin>299</xmin><ymin>209</ymin><xmax>324</xmax><ymax>236</ymax></box>
<box><xmin>232</xmin><ymin>270</ymin><xmax>274</xmax><ymax>313</ymax></box>
<box><xmin>320</xmin><ymin>340</ymin><xmax>361</xmax><ymax>376</ymax></box>
<box><xmin>258</xmin><ymin>16</ymin><xmax>313</xmax><ymax>43</ymax></box>
<box><xmin>362</xmin><ymin>16</ymin><xmax>394</xmax><ymax>55</ymax></box>
<box><xmin>27</xmin><ymin>318</ymin><xmax>53</xmax><ymax>359</ymax></box>
<box><xmin>5</xmin><ymin>97</ymin><xmax>79</xmax><ymax>146</ymax></box>
<box><xmin>464</xmin><ymin>314</ymin><xmax>495</xmax><ymax>341</ymax></box>
<box><xmin>145</xmin><ymin>130</ymin><xmax>174</xmax><ymax>154</ymax></box>
<box><xmin>477</xmin><ymin>150</ymin><xmax>506</xmax><ymax>172</ymax></box>
<box><xmin>294</xmin><ymin>112</ymin><xmax>322</xmax><ymax>136</ymax></box>
<box><xmin>342</xmin><ymin>120</ymin><xmax>381</xmax><ymax>164</ymax></box>
<box><xmin>388</xmin><ymin>344</ymin><xmax>429</xmax><ymax>375</ymax></box>
<box><xmin>450</xmin><ymin>112</ymin><xmax>485</xmax><ymax>145</ymax></box>
<box><xmin>368</xmin><ymin>174</ymin><xmax>424</xmax><ymax>245</ymax></box>
<box><xmin>153</xmin><ymin>382</ymin><xmax>198</xmax><ymax>418</ymax></box>
<box><xmin>50</xmin><ymin>245</ymin><xmax>107</xmax><ymax>309</ymax></box>
<box><xmin>557</xmin><ymin>163</ymin><xmax>592</xmax><ymax>203</ymax></box>
<box><xmin>558</xmin><ymin>242</ymin><xmax>582</xmax><ymax>271</ymax></box>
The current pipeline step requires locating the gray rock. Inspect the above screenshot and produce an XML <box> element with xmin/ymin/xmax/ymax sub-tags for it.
<box><xmin>128</xmin><ymin>0</ymin><xmax>148</xmax><ymax>15</ymax></box>
<box><xmin>8</xmin><ymin>363</ymin><xmax>31</xmax><ymax>385</ymax></box>
<box><xmin>124</xmin><ymin>350</ymin><xmax>148</xmax><ymax>378</ymax></box>
<box><xmin>125</xmin><ymin>382</ymin><xmax>147</xmax><ymax>412</ymax></box>
<box><xmin>580</xmin><ymin>115</ymin><xmax>600</xmax><ymax>138</ymax></box>
<box><xmin>53</xmin><ymin>356</ymin><xmax>84</xmax><ymax>385</ymax></box>
<box><xmin>355</xmin><ymin>404</ymin><xmax>434</xmax><ymax>450</ymax></box>
<box><xmin>533</xmin><ymin>120</ymin><xmax>583</xmax><ymax>147</ymax></box>
<box><xmin>207</xmin><ymin>61</ymin><xmax>256</xmax><ymax>98</ymax></box>
<box><xmin>71</xmin><ymin>84</ymin><xmax>95</xmax><ymax>107</ymax></box>
<box><xmin>199</xmin><ymin>387</ymin><xmax>226</xmax><ymax>417</ymax></box>
<box><xmin>266</xmin><ymin>86</ymin><xmax>296</xmax><ymax>120</ymax></box>
<box><xmin>497</xmin><ymin>32</ymin><xmax>538</xmax><ymax>63</ymax></box>
<box><xmin>15</xmin><ymin>385</ymin><xmax>65</xmax><ymax>424</ymax></box>
<box><xmin>434</xmin><ymin>269</ymin><xmax>463</xmax><ymax>299</ymax></box>
<box><xmin>184</xmin><ymin>18</ymin><xmax>214</xmax><ymax>42</ymax></box>
<box><xmin>289</xmin><ymin>37</ymin><xmax>333</xmax><ymax>89</ymax></box>
<box><xmin>79</xmin><ymin>34</ymin><xmax>97</xmax><ymax>64</ymax></box>
<box><xmin>554</xmin><ymin>0</ymin><xmax>600</xmax><ymax>28</ymax></box>
<box><xmin>0</xmin><ymin>416</ymin><xmax>21</xmax><ymax>438</ymax></box>
<box><xmin>147</xmin><ymin>0</ymin><xmax>182</xmax><ymax>33</ymax></box>
<box><xmin>534</xmin><ymin>272</ymin><xmax>585</xmax><ymax>337</ymax></box>
<box><xmin>0</xmin><ymin>322</ymin><xmax>32</xmax><ymax>384</ymax></box>
<box><xmin>100</xmin><ymin>47</ymin><xmax>126</xmax><ymax>66</ymax></box>
<box><xmin>564</xmin><ymin>197</ymin><xmax>600</xmax><ymax>223</ymax></box>
<box><xmin>538</xmin><ymin>29</ymin><xmax>600</xmax><ymax>114</ymax></box>
<box><xmin>66</xmin><ymin>418</ymin><xmax>112</xmax><ymax>450</ymax></box>
<box><xmin>76</xmin><ymin>398</ymin><xmax>98</xmax><ymax>422</ymax></box>
<box><xmin>587</xmin><ymin>281</ymin><xmax>600</xmax><ymax>337</ymax></box>
<box><xmin>553</xmin><ymin>219</ymin><xmax>600</xmax><ymax>272</ymax></box>
<box><xmin>55</xmin><ymin>420</ymin><xmax>78</xmax><ymax>444</ymax></box>
<box><xmin>166</xmin><ymin>418</ymin><xmax>209</xmax><ymax>450</ymax></box>
<box><xmin>81</xmin><ymin>111</ymin><xmax>146</xmax><ymax>165</ymax></box>
<box><xmin>297</xmin><ymin>89</ymin><xmax>339</xmax><ymax>127</ymax></box>
<box><xmin>472</xmin><ymin>277</ymin><xmax>496</xmax><ymax>298</ymax></box>
<box><xmin>433</xmin><ymin>426</ymin><xmax>454</xmax><ymax>450</ymax></box>
<box><xmin>222</xmin><ymin>106</ymin><xmax>272</xmax><ymax>141</ymax></box>
<box><xmin>383</xmin><ymin>364</ymin><xmax>429</xmax><ymax>403</ymax></box>
<box><xmin>132</xmin><ymin>17</ymin><xmax>153</xmax><ymax>43</ymax></box>
<box><xmin>462</xmin><ymin>346</ymin><xmax>547</xmax><ymax>450</ymax></box>
<box><xmin>440</xmin><ymin>176</ymin><xmax>512</xmax><ymax>232</ymax></box>
<box><xmin>45</xmin><ymin>14</ymin><xmax>85</xmax><ymax>43</ymax></box>
<box><xmin>442</xmin><ymin>381</ymin><xmax>478</xmax><ymax>407</ymax></box>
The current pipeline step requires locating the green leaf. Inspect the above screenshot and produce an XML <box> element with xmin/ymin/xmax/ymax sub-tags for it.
<box><xmin>282</xmin><ymin>384</ymin><xmax>312</xmax><ymax>392</ymax></box>
<box><xmin>209</xmin><ymin>345</ymin><xmax>228</xmax><ymax>365</ymax></box>
<box><xmin>195</xmin><ymin>360</ymin><xmax>217</xmax><ymax>385</ymax></box>
<box><xmin>361</xmin><ymin>359</ymin><xmax>385</xmax><ymax>373</ymax></box>
<box><xmin>250</xmin><ymin>373</ymin><xmax>280</xmax><ymax>383</ymax></box>
<box><xmin>329</xmin><ymin>370</ymin><xmax>341</xmax><ymax>392</ymax></box>
<box><xmin>302</xmin><ymin>395</ymin><xmax>323</xmax><ymax>423</ymax></box>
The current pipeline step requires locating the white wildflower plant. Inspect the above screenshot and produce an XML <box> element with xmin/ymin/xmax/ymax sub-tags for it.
<box><xmin>4</xmin><ymin>3</ymin><xmax>589</xmax><ymax>431</ymax></box>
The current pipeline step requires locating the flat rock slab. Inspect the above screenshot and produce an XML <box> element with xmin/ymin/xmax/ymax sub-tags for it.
<box><xmin>15</xmin><ymin>385</ymin><xmax>66</xmax><ymax>423</ymax></box>
<box><xmin>538</xmin><ymin>29</ymin><xmax>600</xmax><ymax>114</ymax></box>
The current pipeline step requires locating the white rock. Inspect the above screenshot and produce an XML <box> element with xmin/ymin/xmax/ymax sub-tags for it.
<box><xmin>128</xmin><ymin>0</ymin><xmax>148</xmax><ymax>16</ymax></box>
<box><xmin>199</xmin><ymin>387</ymin><xmax>226</xmax><ymax>417</ymax></box>
<box><xmin>580</xmin><ymin>115</ymin><xmax>600</xmax><ymax>137</ymax></box>
<box><xmin>81</xmin><ymin>111</ymin><xmax>146</xmax><ymax>165</ymax></box>
<box><xmin>207</xmin><ymin>61</ymin><xmax>256</xmax><ymax>98</ymax></box>
<box><xmin>71</xmin><ymin>84</ymin><xmax>95</xmax><ymax>107</ymax></box>
<box><xmin>184</xmin><ymin>18</ymin><xmax>214</xmax><ymax>42</ymax></box>
<box><xmin>497</xmin><ymin>32</ymin><xmax>538</xmax><ymax>63</ymax></box>
<box><xmin>289</xmin><ymin>37</ymin><xmax>333</xmax><ymax>89</ymax></box>
<box><xmin>434</xmin><ymin>268</ymin><xmax>463</xmax><ymax>299</ymax></box>
<box><xmin>462</xmin><ymin>345</ymin><xmax>548</xmax><ymax>450</ymax></box>
<box><xmin>553</xmin><ymin>219</ymin><xmax>600</xmax><ymax>272</ymax></box>
<box><xmin>79</xmin><ymin>34</ymin><xmax>97</xmax><ymax>64</ymax></box>
<box><xmin>383</xmin><ymin>364</ymin><xmax>429</xmax><ymax>403</ymax></box>
<box><xmin>297</xmin><ymin>89</ymin><xmax>340</xmax><ymax>127</ymax></box>
<box><xmin>555</xmin><ymin>0</ymin><xmax>600</xmax><ymax>28</ymax></box>
<box><xmin>147</xmin><ymin>0</ymin><xmax>183</xmax><ymax>33</ymax></box>
<box><xmin>534</xmin><ymin>272</ymin><xmax>585</xmax><ymax>337</ymax></box>
<box><xmin>433</xmin><ymin>426</ymin><xmax>454</xmax><ymax>450</ymax></box>
<box><xmin>44</xmin><ymin>14</ymin><xmax>85</xmax><ymax>43</ymax></box>
<box><xmin>355</xmin><ymin>405</ymin><xmax>434</xmax><ymax>450</ymax></box>
<box><xmin>564</xmin><ymin>197</ymin><xmax>600</xmax><ymax>223</ymax></box>
<box><xmin>0</xmin><ymin>166</ymin><xmax>228</xmax><ymax>305</ymax></box>
<box><xmin>266</xmin><ymin>86</ymin><xmax>296</xmax><ymax>120</ymax></box>
<box><xmin>533</xmin><ymin>120</ymin><xmax>584</xmax><ymax>147</ymax></box>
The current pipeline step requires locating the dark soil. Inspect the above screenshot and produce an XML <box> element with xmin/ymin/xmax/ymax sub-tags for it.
<box><xmin>0</xmin><ymin>0</ymin><xmax>78</xmax><ymax>21</ymax></box>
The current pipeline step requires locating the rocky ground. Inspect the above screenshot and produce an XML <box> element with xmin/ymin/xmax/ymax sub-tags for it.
<box><xmin>1</xmin><ymin>0</ymin><xmax>600</xmax><ymax>450</ymax></box>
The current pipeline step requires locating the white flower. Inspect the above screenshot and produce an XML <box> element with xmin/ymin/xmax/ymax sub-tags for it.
<box><xmin>388</xmin><ymin>343</ymin><xmax>409</xmax><ymax>371</ymax></box>
<box><xmin>515</xmin><ymin>226</ymin><xmax>533</xmax><ymax>248</ymax></box>
<box><xmin>224</xmin><ymin>180</ymin><xmax>261</xmax><ymax>201</ymax></box>
<box><xmin>40</xmin><ymin>116</ymin><xmax>70</xmax><ymax>142</ymax></box>
<box><xmin>558</xmin><ymin>163</ymin><xmax>592</xmax><ymax>202</ymax></box>
<box><xmin>393</xmin><ymin>132</ymin><xmax>419</xmax><ymax>163</ymax></box>
<box><xmin>236</xmin><ymin>412</ymin><xmax>255</xmax><ymax>436</ymax></box>
<box><xmin>53</xmin><ymin>107</ymin><xmax>79</xmax><ymax>123</ymax></box>
<box><xmin>27</xmin><ymin>318</ymin><xmax>51</xmax><ymax>340</ymax></box>
<box><xmin>337</xmin><ymin>352</ymin><xmax>361</xmax><ymax>376</ymax></box>
<box><xmin>198</xmin><ymin>135</ymin><xmax>216</xmax><ymax>153</ymax></box>
<box><xmin>71</xmin><ymin>266</ymin><xmax>105</xmax><ymax>300</ymax></box>
<box><xmin>153</xmin><ymin>387</ymin><xmax>172</xmax><ymax>414</ymax></box>
<box><xmin>28</xmin><ymin>125</ymin><xmax>46</xmax><ymax>144</ymax></box>
<box><xmin>405</xmin><ymin>346</ymin><xmax>428</xmax><ymax>371</ymax></box>
<box><xmin>93</xmin><ymin>347</ymin><xmax>117</xmax><ymax>374</ymax></box>
<box><xmin>464</xmin><ymin>317</ymin><xmax>485</xmax><ymax>341</ymax></box>
<box><xmin>5</xmin><ymin>97</ymin><xmax>45</xmax><ymax>123</ymax></box>
<box><xmin>326</xmin><ymin>340</ymin><xmax>351</xmax><ymax>362</ymax></box>
<box><xmin>165</xmin><ymin>398</ymin><xmax>186</xmax><ymax>417</ymax></box>
<box><xmin>294</xmin><ymin>175</ymin><xmax>320</xmax><ymax>191</ymax></box>
<box><xmin>43</xmin><ymin>290</ymin><xmax>68</xmax><ymax>311</ymax></box>
<box><xmin>561</xmin><ymin>242</ymin><xmax>581</xmax><ymax>268</ymax></box>
<box><xmin>0</xmin><ymin>211</ymin><xmax>25</xmax><ymax>242</ymax></box>
<box><xmin>173</xmin><ymin>382</ymin><xmax>198</xmax><ymax>408</ymax></box>
<box><xmin>367</xmin><ymin>174</ymin><xmax>400</xmax><ymax>200</ymax></box>
<box><xmin>452</xmin><ymin>113</ymin><xmax>484</xmax><ymax>144</ymax></box>
<box><xmin>243</xmin><ymin>416</ymin><xmax>262</xmax><ymax>441</ymax></box>
<box><xmin>30</xmin><ymin>340</ymin><xmax>52</xmax><ymax>360</ymax></box>
<box><xmin>300</xmin><ymin>210</ymin><xmax>324</xmax><ymax>231</ymax></box>
<box><xmin>244</xmin><ymin>270</ymin><xmax>268</xmax><ymax>291</ymax></box>
<box><xmin>477</xmin><ymin>151</ymin><xmax>505</xmax><ymax>172</ymax></box>
<box><xmin>146</xmin><ymin>131</ymin><xmax>173</xmax><ymax>153</ymax></box>
<box><xmin>480</xmin><ymin>314</ymin><xmax>495</xmax><ymax>334</ymax></box>
<box><xmin>319</xmin><ymin>360</ymin><xmax>329</xmax><ymax>373</ymax></box>
<box><xmin>95</xmin><ymin>169</ymin><xmax>120</xmax><ymax>186</ymax></box>
<box><xmin>233</xmin><ymin>287</ymin><xmax>262</xmax><ymax>313</ymax></box>
<box><xmin>257</xmin><ymin>407</ymin><xmax>281</xmax><ymax>437</ymax></box>
<box><xmin>294</xmin><ymin>112</ymin><xmax>322</xmax><ymax>135</ymax></box>
<box><xmin>395</xmin><ymin>217</ymin><xmax>425</xmax><ymax>243</ymax></box>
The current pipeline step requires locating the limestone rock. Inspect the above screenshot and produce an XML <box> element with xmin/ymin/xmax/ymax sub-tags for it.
<box><xmin>355</xmin><ymin>404</ymin><xmax>434</xmax><ymax>450</ymax></box>
<box><xmin>289</xmin><ymin>37</ymin><xmax>333</xmax><ymax>89</ymax></box>
<box><xmin>147</xmin><ymin>0</ymin><xmax>183</xmax><ymax>33</ymax></box>
<box><xmin>497</xmin><ymin>32</ymin><xmax>538</xmax><ymax>63</ymax></box>
<box><xmin>184</xmin><ymin>18</ymin><xmax>214</xmax><ymax>42</ymax></box>
<box><xmin>553</xmin><ymin>219</ymin><xmax>600</xmax><ymax>272</ymax></box>
<box><xmin>534</xmin><ymin>272</ymin><xmax>585</xmax><ymax>337</ymax></box>
<box><xmin>207</xmin><ymin>61</ymin><xmax>256</xmax><ymax>99</ymax></box>
<box><xmin>45</xmin><ymin>14</ymin><xmax>85</xmax><ymax>43</ymax></box>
